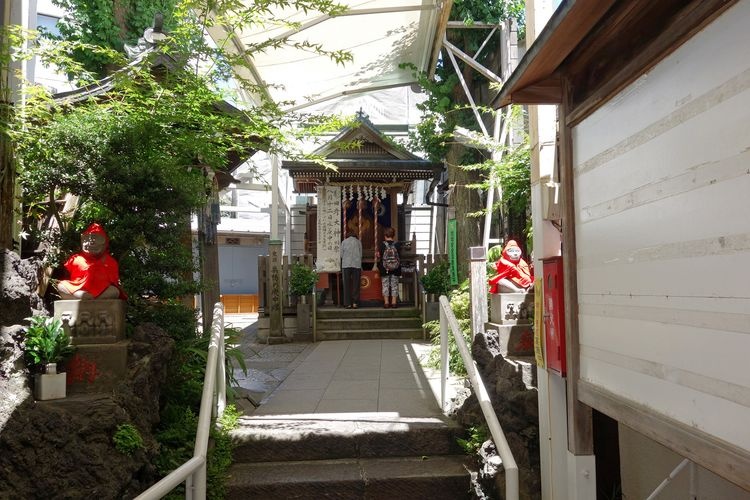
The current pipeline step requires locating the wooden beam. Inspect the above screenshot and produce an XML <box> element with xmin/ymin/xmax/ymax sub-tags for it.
<box><xmin>492</xmin><ymin>0</ymin><xmax>617</xmax><ymax>108</ymax></box>
<box><xmin>579</xmin><ymin>380</ymin><xmax>750</xmax><ymax>491</ymax></box>
<box><xmin>560</xmin><ymin>79</ymin><xmax>593</xmax><ymax>455</ymax></box>
<box><xmin>428</xmin><ymin>0</ymin><xmax>454</xmax><ymax>79</ymax></box>
<box><xmin>503</xmin><ymin>76</ymin><xmax>563</xmax><ymax>106</ymax></box>
<box><xmin>564</xmin><ymin>0</ymin><xmax>739</xmax><ymax>125</ymax></box>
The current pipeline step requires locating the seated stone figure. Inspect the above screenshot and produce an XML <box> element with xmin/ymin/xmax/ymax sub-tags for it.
<box><xmin>57</xmin><ymin>223</ymin><xmax>126</xmax><ymax>300</ymax></box>
<box><xmin>488</xmin><ymin>240</ymin><xmax>533</xmax><ymax>294</ymax></box>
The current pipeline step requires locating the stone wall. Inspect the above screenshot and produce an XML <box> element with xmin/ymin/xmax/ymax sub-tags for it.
<box><xmin>454</xmin><ymin>331</ymin><xmax>541</xmax><ymax>500</ymax></box>
<box><xmin>0</xmin><ymin>250</ymin><xmax>175</xmax><ymax>498</ymax></box>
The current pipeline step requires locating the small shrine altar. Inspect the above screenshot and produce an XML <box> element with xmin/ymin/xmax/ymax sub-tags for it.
<box><xmin>282</xmin><ymin>112</ymin><xmax>443</xmax><ymax>306</ymax></box>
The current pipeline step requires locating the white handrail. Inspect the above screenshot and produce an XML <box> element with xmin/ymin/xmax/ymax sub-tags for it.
<box><xmin>645</xmin><ymin>458</ymin><xmax>690</xmax><ymax>500</ymax></box>
<box><xmin>439</xmin><ymin>295</ymin><xmax>519</xmax><ymax>500</ymax></box>
<box><xmin>136</xmin><ymin>302</ymin><xmax>226</xmax><ymax>500</ymax></box>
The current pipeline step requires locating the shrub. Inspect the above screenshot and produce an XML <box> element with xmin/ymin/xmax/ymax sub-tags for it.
<box><xmin>457</xmin><ymin>425</ymin><xmax>489</xmax><ymax>455</ymax></box>
<box><xmin>289</xmin><ymin>262</ymin><xmax>318</xmax><ymax>297</ymax></box>
<box><xmin>207</xmin><ymin>405</ymin><xmax>241</xmax><ymax>500</ymax></box>
<box><xmin>425</xmin><ymin>280</ymin><xmax>472</xmax><ymax>376</ymax></box>
<box><xmin>421</xmin><ymin>261</ymin><xmax>452</xmax><ymax>296</ymax></box>
<box><xmin>23</xmin><ymin>316</ymin><xmax>74</xmax><ymax>372</ymax></box>
<box><xmin>113</xmin><ymin>423</ymin><xmax>145</xmax><ymax>456</ymax></box>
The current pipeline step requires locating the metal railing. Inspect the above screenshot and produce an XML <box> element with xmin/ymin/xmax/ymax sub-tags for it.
<box><xmin>438</xmin><ymin>295</ymin><xmax>519</xmax><ymax>500</ymax></box>
<box><xmin>646</xmin><ymin>459</ymin><xmax>697</xmax><ymax>500</ymax></box>
<box><xmin>136</xmin><ymin>302</ymin><xmax>227</xmax><ymax>500</ymax></box>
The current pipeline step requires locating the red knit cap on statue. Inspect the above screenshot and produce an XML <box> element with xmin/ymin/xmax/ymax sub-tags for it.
<box><xmin>83</xmin><ymin>222</ymin><xmax>109</xmax><ymax>247</ymax></box>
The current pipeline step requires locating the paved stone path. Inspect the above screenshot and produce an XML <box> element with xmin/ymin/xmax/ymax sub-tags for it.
<box><xmin>223</xmin><ymin>313</ymin><xmax>462</xmax><ymax>416</ymax></box>
<box><xmin>224</xmin><ymin>314</ymin><xmax>315</xmax><ymax>412</ymax></box>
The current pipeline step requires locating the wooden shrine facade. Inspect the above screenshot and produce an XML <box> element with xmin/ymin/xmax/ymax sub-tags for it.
<box><xmin>283</xmin><ymin>114</ymin><xmax>443</xmax><ymax>296</ymax></box>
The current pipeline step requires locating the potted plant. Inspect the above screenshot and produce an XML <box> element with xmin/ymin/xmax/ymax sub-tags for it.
<box><xmin>289</xmin><ymin>262</ymin><xmax>318</xmax><ymax>336</ymax></box>
<box><xmin>420</xmin><ymin>261</ymin><xmax>452</xmax><ymax>322</ymax></box>
<box><xmin>24</xmin><ymin>315</ymin><xmax>75</xmax><ymax>400</ymax></box>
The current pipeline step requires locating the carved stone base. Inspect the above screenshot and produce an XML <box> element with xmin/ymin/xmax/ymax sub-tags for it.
<box><xmin>484</xmin><ymin>322</ymin><xmax>535</xmax><ymax>357</ymax></box>
<box><xmin>65</xmin><ymin>341</ymin><xmax>129</xmax><ymax>394</ymax></box>
<box><xmin>489</xmin><ymin>292</ymin><xmax>534</xmax><ymax>325</ymax></box>
<box><xmin>54</xmin><ymin>299</ymin><xmax>126</xmax><ymax>345</ymax></box>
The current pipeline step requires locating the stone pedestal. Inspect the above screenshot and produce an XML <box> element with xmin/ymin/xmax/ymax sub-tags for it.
<box><xmin>484</xmin><ymin>322</ymin><xmax>535</xmax><ymax>357</ymax></box>
<box><xmin>65</xmin><ymin>342</ymin><xmax>129</xmax><ymax>394</ymax></box>
<box><xmin>486</xmin><ymin>292</ymin><xmax>535</xmax><ymax>358</ymax></box>
<box><xmin>53</xmin><ymin>299</ymin><xmax>128</xmax><ymax>394</ymax></box>
<box><xmin>489</xmin><ymin>292</ymin><xmax>534</xmax><ymax>325</ymax></box>
<box><xmin>54</xmin><ymin>299</ymin><xmax>126</xmax><ymax>344</ymax></box>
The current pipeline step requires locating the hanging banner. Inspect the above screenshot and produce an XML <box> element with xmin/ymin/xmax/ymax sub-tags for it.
<box><xmin>447</xmin><ymin>218</ymin><xmax>458</xmax><ymax>285</ymax></box>
<box><xmin>316</xmin><ymin>185</ymin><xmax>342</xmax><ymax>272</ymax></box>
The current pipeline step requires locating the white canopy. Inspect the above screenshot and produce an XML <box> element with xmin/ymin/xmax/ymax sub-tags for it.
<box><xmin>208</xmin><ymin>0</ymin><xmax>451</xmax><ymax>110</ymax></box>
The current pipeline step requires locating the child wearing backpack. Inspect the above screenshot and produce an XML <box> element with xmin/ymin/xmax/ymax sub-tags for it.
<box><xmin>378</xmin><ymin>227</ymin><xmax>401</xmax><ymax>308</ymax></box>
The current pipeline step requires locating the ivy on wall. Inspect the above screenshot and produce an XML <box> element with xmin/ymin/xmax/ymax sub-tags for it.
<box><xmin>50</xmin><ymin>0</ymin><xmax>180</xmax><ymax>76</ymax></box>
<box><xmin>406</xmin><ymin>0</ymin><xmax>531</xmax><ymax>265</ymax></box>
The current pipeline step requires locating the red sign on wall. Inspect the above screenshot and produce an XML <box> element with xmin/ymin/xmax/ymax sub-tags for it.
<box><xmin>543</xmin><ymin>256</ymin><xmax>567</xmax><ymax>377</ymax></box>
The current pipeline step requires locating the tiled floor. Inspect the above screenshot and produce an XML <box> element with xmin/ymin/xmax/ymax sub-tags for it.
<box><xmin>227</xmin><ymin>314</ymin><xmax>460</xmax><ymax>418</ymax></box>
<box><xmin>252</xmin><ymin>339</ymin><xmax>446</xmax><ymax>417</ymax></box>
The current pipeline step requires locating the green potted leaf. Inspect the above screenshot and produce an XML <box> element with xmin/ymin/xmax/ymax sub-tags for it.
<box><xmin>420</xmin><ymin>261</ymin><xmax>453</xmax><ymax>322</ymax></box>
<box><xmin>289</xmin><ymin>262</ymin><xmax>318</xmax><ymax>298</ymax></box>
<box><xmin>289</xmin><ymin>263</ymin><xmax>318</xmax><ymax>336</ymax></box>
<box><xmin>24</xmin><ymin>316</ymin><xmax>75</xmax><ymax>400</ymax></box>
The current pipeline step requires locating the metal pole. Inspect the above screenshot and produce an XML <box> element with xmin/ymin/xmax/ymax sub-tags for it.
<box><xmin>645</xmin><ymin>459</ymin><xmax>690</xmax><ymax>500</ymax></box>
<box><xmin>482</xmin><ymin>107</ymin><xmax>512</xmax><ymax>248</ymax></box>
<box><xmin>443</xmin><ymin>39</ymin><xmax>489</xmax><ymax>137</ymax></box>
<box><xmin>439</xmin><ymin>295</ymin><xmax>519</xmax><ymax>500</ymax></box>
<box><xmin>440</xmin><ymin>299</ymin><xmax>448</xmax><ymax>411</ymax></box>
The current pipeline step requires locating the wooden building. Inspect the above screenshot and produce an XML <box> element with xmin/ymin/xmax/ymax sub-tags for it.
<box><xmin>498</xmin><ymin>0</ymin><xmax>750</xmax><ymax>497</ymax></box>
<box><xmin>282</xmin><ymin>113</ymin><xmax>443</xmax><ymax>305</ymax></box>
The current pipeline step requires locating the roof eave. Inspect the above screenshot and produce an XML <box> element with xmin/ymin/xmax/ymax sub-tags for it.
<box><xmin>492</xmin><ymin>0</ymin><xmax>616</xmax><ymax>108</ymax></box>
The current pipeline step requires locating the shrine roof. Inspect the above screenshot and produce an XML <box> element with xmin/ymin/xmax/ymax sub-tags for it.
<box><xmin>282</xmin><ymin>113</ymin><xmax>443</xmax><ymax>193</ymax></box>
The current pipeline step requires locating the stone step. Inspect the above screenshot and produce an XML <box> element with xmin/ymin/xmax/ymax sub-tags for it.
<box><xmin>316</xmin><ymin>328</ymin><xmax>424</xmax><ymax>341</ymax></box>
<box><xmin>316</xmin><ymin>307</ymin><xmax>419</xmax><ymax>319</ymax></box>
<box><xmin>315</xmin><ymin>308</ymin><xmax>424</xmax><ymax>340</ymax></box>
<box><xmin>226</xmin><ymin>455</ymin><xmax>473</xmax><ymax>500</ymax></box>
<box><xmin>317</xmin><ymin>317</ymin><xmax>423</xmax><ymax>331</ymax></box>
<box><xmin>232</xmin><ymin>415</ymin><xmax>463</xmax><ymax>463</ymax></box>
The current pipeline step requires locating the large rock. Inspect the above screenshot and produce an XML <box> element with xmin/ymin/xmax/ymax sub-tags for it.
<box><xmin>456</xmin><ymin>331</ymin><xmax>542</xmax><ymax>500</ymax></box>
<box><xmin>0</xmin><ymin>250</ymin><xmax>45</xmax><ymax>327</ymax></box>
<box><xmin>0</xmin><ymin>323</ymin><xmax>174</xmax><ymax>498</ymax></box>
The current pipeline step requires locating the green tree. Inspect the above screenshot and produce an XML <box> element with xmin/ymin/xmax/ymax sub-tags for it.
<box><xmin>15</xmin><ymin>0</ymin><xmax>350</xmax><ymax>299</ymax></box>
<box><xmin>409</xmin><ymin>0</ymin><xmax>528</xmax><ymax>275</ymax></box>
<box><xmin>8</xmin><ymin>1</ymin><xmax>352</xmax><ymax>492</ymax></box>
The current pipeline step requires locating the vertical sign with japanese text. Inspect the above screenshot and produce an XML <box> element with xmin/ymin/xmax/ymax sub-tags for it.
<box><xmin>448</xmin><ymin>218</ymin><xmax>458</xmax><ymax>285</ymax></box>
<box><xmin>316</xmin><ymin>186</ymin><xmax>342</xmax><ymax>272</ymax></box>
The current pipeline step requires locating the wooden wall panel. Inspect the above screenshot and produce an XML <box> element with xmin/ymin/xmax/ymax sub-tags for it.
<box><xmin>571</xmin><ymin>0</ymin><xmax>750</xmax><ymax>460</ymax></box>
<box><xmin>571</xmin><ymin>1</ymin><xmax>750</xmax><ymax>166</ymax></box>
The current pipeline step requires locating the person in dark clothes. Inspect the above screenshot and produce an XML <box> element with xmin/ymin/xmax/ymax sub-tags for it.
<box><xmin>340</xmin><ymin>230</ymin><xmax>362</xmax><ymax>308</ymax></box>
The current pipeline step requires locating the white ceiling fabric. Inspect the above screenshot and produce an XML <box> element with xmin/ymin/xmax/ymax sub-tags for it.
<box><xmin>213</xmin><ymin>0</ymin><xmax>448</xmax><ymax>110</ymax></box>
